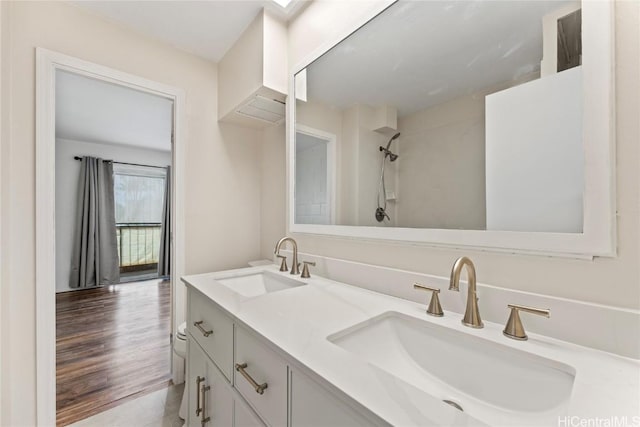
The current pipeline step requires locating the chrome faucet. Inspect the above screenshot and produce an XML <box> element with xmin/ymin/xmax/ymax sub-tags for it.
<box><xmin>449</xmin><ymin>256</ymin><xmax>483</xmax><ymax>329</ymax></box>
<box><xmin>274</xmin><ymin>237</ymin><xmax>300</xmax><ymax>275</ymax></box>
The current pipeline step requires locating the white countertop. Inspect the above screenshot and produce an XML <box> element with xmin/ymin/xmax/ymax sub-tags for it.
<box><xmin>182</xmin><ymin>265</ymin><xmax>640</xmax><ymax>427</ymax></box>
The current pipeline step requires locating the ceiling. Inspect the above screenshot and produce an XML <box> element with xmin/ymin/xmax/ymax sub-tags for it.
<box><xmin>55</xmin><ymin>70</ymin><xmax>174</xmax><ymax>151</ymax></box>
<box><xmin>305</xmin><ymin>0</ymin><xmax>576</xmax><ymax>117</ymax></box>
<box><xmin>70</xmin><ymin>0</ymin><xmax>297</xmax><ymax>62</ymax></box>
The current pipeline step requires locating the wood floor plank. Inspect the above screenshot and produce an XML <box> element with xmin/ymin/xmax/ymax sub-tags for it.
<box><xmin>56</xmin><ymin>279</ymin><xmax>172</xmax><ymax>426</ymax></box>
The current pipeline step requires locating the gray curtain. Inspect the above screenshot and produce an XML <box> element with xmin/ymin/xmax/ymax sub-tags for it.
<box><xmin>158</xmin><ymin>165</ymin><xmax>171</xmax><ymax>278</ymax></box>
<box><xmin>69</xmin><ymin>157</ymin><xmax>120</xmax><ymax>288</ymax></box>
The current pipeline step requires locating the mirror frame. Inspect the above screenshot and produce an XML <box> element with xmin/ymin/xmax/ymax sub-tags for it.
<box><xmin>287</xmin><ymin>0</ymin><xmax>615</xmax><ymax>258</ymax></box>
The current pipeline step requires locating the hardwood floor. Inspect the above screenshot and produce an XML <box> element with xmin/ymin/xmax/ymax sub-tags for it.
<box><xmin>56</xmin><ymin>279</ymin><xmax>172</xmax><ymax>426</ymax></box>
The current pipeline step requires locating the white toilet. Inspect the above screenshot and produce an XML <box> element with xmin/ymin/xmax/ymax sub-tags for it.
<box><xmin>174</xmin><ymin>322</ymin><xmax>188</xmax><ymax>421</ymax></box>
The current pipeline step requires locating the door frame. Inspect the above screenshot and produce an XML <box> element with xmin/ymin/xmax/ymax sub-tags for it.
<box><xmin>35</xmin><ymin>48</ymin><xmax>187</xmax><ymax>425</ymax></box>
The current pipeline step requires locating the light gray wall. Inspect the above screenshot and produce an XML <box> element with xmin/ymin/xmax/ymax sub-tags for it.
<box><xmin>55</xmin><ymin>138</ymin><xmax>171</xmax><ymax>293</ymax></box>
<box><xmin>397</xmin><ymin>91</ymin><xmax>486</xmax><ymax>230</ymax></box>
<box><xmin>396</xmin><ymin>72</ymin><xmax>540</xmax><ymax>230</ymax></box>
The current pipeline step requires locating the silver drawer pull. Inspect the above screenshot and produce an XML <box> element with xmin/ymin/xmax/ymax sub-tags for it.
<box><xmin>235</xmin><ymin>363</ymin><xmax>268</xmax><ymax>395</ymax></box>
<box><xmin>195</xmin><ymin>376</ymin><xmax>204</xmax><ymax>416</ymax></box>
<box><xmin>201</xmin><ymin>384</ymin><xmax>211</xmax><ymax>426</ymax></box>
<box><xmin>194</xmin><ymin>320</ymin><xmax>213</xmax><ymax>337</ymax></box>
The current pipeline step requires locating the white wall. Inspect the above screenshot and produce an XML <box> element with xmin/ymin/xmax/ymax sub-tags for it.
<box><xmin>486</xmin><ymin>67</ymin><xmax>583</xmax><ymax>232</ymax></box>
<box><xmin>352</xmin><ymin>104</ymin><xmax>396</xmax><ymax>227</ymax></box>
<box><xmin>296</xmin><ymin>99</ymin><xmax>346</xmax><ymax>221</ymax></box>
<box><xmin>218</xmin><ymin>11</ymin><xmax>264</xmax><ymax>119</ymax></box>
<box><xmin>54</xmin><ymin>138</ymin><xmax>172</xmax><ymax>293</ymax></box>
<box><xmin>0</xmin><ymin>2</ymin><xmax>7</xmax><ymax>420</ymax></box>
<box><xmin>261</xmin><ymin>124</ymin><xmax>287</xmax><ymax>259</ymax></box>
<box><xmin>262</xmin><ymin>10</ymin><xmax>288</xmax><ymax>95</ymax></box>
<box><xmin>339</xmin><ymin>106</ymin><xmax>359</xmax><ymax>225</ymax></box>
<box><xmin>0</xmin><ymin>2</ymin><xmax>263</xmax><ymax>424</ymax></box>
<box><xmin>260</xmin><ymin>0</ymin><xmax>640</xmax><ymax>313</ymax></box>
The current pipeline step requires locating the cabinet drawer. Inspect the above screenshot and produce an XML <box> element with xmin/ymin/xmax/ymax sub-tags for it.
<box><xmin>188</xmin><ymin>289</ymin><xmax>234</xmax><ymax>381</ymax></box>
<box><xmin>235</xmin><ymin>326</ymin><xmax>287</xmax><ymax>427</ymax></box>
<box><xmin>234</xmin><ymin>395</ymin><xmax>266</xmax><ymax>427</ymax></box>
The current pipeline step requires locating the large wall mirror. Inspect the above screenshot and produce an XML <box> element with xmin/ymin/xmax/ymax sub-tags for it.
<box><xmin>288</xmin><ymin>0</ymin><xmax>614</xmax><ymax>257</ymax></box>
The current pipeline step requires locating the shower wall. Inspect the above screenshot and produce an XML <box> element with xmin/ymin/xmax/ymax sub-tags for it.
<box><xmin>396</xmin><ymin>93</ymin><xmax>486</xmax><ymax>230</ymax></box>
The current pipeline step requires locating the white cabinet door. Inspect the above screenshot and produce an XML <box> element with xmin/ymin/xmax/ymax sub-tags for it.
<box><xmin>204</xmin><ymin>358</ymin><xmax>234</xmax><ymax>427</ymax></box>
<box><xmin>234</xmin><ymin>397</ymin><xmax>265</xmax><ymax>427</ymax></box>
<box><xmin>290</xmin><ymin>369</ymin><xmax>378</xmax><ymax>427</ymax></box>
<box><xmin>188</xmin><ymin>336</ymin><xmax>207</xmax><ymax>427</ymax></box>
<box><xmin>188</xmin><ymin>336</ymin><xmax>234</xmax><ymax>427</ymax></box>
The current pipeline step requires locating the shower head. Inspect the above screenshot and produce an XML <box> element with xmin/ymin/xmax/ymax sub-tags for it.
<box><xmin>380</xmin><ymin>131</ymin><xmax>401</xmax><ymax>160</ymax></box>
<box><xmin>380</xmin><ymin>132</ymin><xmax>400</xmax><ymax>161</ymax></box>
<box><xmin>385</xmin><ymin>132</ymin><xmax>401</xmax><ymax>150</ymax></box>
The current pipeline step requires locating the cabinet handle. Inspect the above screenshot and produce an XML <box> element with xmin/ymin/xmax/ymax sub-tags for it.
<box><xmin>201</xmin><ymin>384</ymin><xmax>211</xmax><ymax>426</ymax></box>
<box><xmin>235</xmin><ymin>363</ymin><xmax>268</xmax><ymax>395</ymax></box>
<box><xmin>195</xmin><ymin>376</ymin><xmax>204</xmax><ymax>416</ymax></box>
<box><xmin>194</xmin><ymin>320</ymin><xmax>213</xmax><ymax>337</ymax></box>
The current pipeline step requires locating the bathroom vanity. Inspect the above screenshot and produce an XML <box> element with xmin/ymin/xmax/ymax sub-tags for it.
<box><xmin>182</xmin><ymin>264</ymin><xmax>639</xmax><ymax>427</ymax></box>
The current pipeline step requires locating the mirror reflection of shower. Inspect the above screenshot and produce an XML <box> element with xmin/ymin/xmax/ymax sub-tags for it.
<box><xmin>376</xmin><ymin>132</ymin><xmax>400</xmax><ymax>222</ymax></box>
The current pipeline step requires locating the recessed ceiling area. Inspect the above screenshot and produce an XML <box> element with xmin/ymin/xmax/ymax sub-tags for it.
<box><xmin>305</xmin><ymin>0</ymin><xmax>576</xmax><ymax>117</ymax></box>
<box><xmin>70</xmin><ymin>0</ymin><xmax>300</xmax><ymax>62</ymax></box>
<box><xmin>55</xmin><ymin>70</ymin><xmax>173</xmax><ymax>152</ymax></box>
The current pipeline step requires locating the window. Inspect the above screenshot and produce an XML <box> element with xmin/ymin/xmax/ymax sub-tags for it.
<box><xmin>113</xmin><ymin>164</ymin><xmax>167</xmax><ymax>271</ymax></box>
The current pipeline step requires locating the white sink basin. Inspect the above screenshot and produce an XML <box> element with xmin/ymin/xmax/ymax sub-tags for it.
<box><xmin>217</xmin><ymin>271</ymin><xmax>306</xmax><ymax>297</ymax></box>
<box><xmin>328</xmin><ymin>312</ymin><xmax>576</xmax><ymax>426</ymax></box>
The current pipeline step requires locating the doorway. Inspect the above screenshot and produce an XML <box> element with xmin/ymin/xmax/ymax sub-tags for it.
<box><xmin>36</xmin><ymin>49</ymin><xmax>186</xmax><ymax>426</ymax></box>
<box><xmin>53</xmin><ymin>69</ymin><xmax>174</xmax><ymax>425</ymax></box>
<box><xmin>295</xmin><ymin>125</ymin><xmax>336</xmax><ymax>225</ymax></box>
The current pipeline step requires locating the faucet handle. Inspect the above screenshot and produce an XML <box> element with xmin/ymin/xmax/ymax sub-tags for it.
<box><xmin>503</xmin><ymin>304</ymin><xmax>550</xmax><ymax>341</ymax></box>
<box><xmin>413</xmin><ymin>283</ymin><xmax>443</xmax><ymax>317</ymax></box>
<box><xmin>276</xmin><ymin>255</ymin><xmax>288</xmax><ymax>272</ymax></box>
<box><xmin>300</xmin><ymin>261</ymin><xmax>316</xmax><ymax>278</ymax></box>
